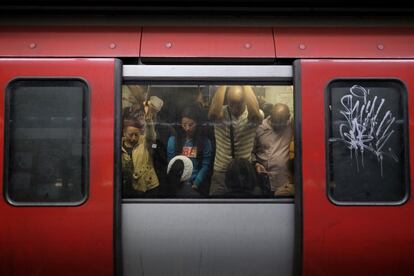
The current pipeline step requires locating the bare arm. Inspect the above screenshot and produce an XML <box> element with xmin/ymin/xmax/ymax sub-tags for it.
<box><xmin>144</xmin><ymin>108</ymin><xmax>156</xmax><ymax>147</ymax></box>
<box><xmin>243</xmin><ymin>85</ymin><xmax>263</xmax><ymax>124</ymax></box>
<box><xmin>208</xmin><ymin>86</ymin><xmax>227</xmax><ymax>121</ymax></box>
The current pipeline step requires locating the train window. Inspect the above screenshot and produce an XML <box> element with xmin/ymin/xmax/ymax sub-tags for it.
<box><xmin>4</xmin><ymin>79</ymin><xmax>89</xmax><ymax>205</ymax></box>
<box><xmin>327</xmin><ymin>80</ymin><xmax>409</xmax><ymax>204</ymax></box>
<box><xmin>121</xmin><ymin>84</ymin><xmax>295</xmax><ymax>199</ymax></box>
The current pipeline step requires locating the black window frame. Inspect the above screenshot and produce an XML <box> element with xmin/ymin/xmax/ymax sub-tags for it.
<box><xmin>325</xmin><ymin>78</ymin><xmax>410</xmax><ymax>206</ymax></box>
<box><xmin>3</xmin><ymin>78</ymin><xmax>90</xmax><ymax>206</ymax></box>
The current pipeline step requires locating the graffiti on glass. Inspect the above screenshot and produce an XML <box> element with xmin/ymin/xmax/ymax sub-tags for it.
<box><xmin>330</xmin><ymin>85</ymin><xmax>398</xmax><ymax>176</ymax></box>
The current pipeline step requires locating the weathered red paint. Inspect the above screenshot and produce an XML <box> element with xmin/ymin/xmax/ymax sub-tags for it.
<box><xmin>0</xmin><ymin>27</ymin><xmax>141</xmax><ymax>57</ymax></box>
<box><xmin>140</xmin><ymin>27</ymin><xmax>275</xmax><ymax>58</ymax></box>
<box><xmin>0</xmin><ymin>58</ymin><xmax>115</xmax><ymax>276</ymax></box>
<box><xmin>300</xmin><ymin>59</ymin><xmax>414</xmax><ymax>276</ymax></box>
<box><xmin>275</xmin><ymin>28</ymin><xmax>414</xmax><ymax>58</ymax></box>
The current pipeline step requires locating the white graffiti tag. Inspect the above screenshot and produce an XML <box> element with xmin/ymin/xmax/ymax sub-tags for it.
<box><xmin>332</xmin><ymin>85</ymin><xmax>398</xmax><ymax>176</ymax></box>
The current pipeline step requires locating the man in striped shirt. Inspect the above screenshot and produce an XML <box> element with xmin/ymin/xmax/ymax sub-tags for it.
<box><xmin>208</xmin><ymin>85</ymin><xmax>263</xmax><ymax>196</ymax></box>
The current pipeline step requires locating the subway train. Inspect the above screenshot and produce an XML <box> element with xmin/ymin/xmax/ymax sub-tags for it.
<box><xmin>1</xmin><ymin>20</ymin><xmax>414</xmax><ymax>276</ymax></box>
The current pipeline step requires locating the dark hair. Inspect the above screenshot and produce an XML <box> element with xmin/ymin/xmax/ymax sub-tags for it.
<box><xmin>122</xmin><ymin>105</ymin><xmax>145</xmax><ymax>124</ymax></box>
<box><xmin>122</xmin><ymin>118</ymin><xmax>144</xmax><ymax>131</ymax></box>
<box><xmin>225</xmin><ymin>159</ymin><xmax>257</xmax><ymax>191</ymax></box>
<box><xmin>180</xmin><ymin>104</ymin><xmax>201</xmax><ymax>124</ymax></box>
<box><xmin>175</xmin><ymin>105</ymin><xmax>205</xmax><ymax>161</ymax></box>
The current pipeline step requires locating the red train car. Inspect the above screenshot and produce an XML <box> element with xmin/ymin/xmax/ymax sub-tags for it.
<box><xmin>0</xmin><ymin>6</ymin><xmax>414</xmax><ymax>275</ymax></box>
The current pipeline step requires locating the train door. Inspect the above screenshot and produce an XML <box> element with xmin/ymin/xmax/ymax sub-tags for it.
<box><xmin>120</xmin><ymin>65</ymin><xmax>297</xmax><ymax>276</ymax></box>
<box><xmin>0</xmin><ymin>59</ymin><xmax>121</xmax><ymax>275</ymax></box>
<box><xmin>297</xmin><ymin>60</ymin><xmax>414</xmax><ymax>275</ymax></box>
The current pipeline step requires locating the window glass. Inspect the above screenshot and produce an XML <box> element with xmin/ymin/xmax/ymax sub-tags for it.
<box><xmin>121</xmin><ymin>84</ymin><xmax>294</xmax><ymax>199</ymax></box>
<box><xmin>5</xmin><ymin>79</ymin><xmax>89</xmax><ymax>204</ymax></box>
<box><xmin>327</xmin><ymin>80</ymin><xmax>408</xmax><ymax>204</ymax></box>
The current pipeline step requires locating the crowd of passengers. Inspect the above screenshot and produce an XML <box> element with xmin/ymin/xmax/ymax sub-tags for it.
<box><xmin>121</xmin><ymin>85</ymin><xmax>294</xmax><ymax>198</ymax></box>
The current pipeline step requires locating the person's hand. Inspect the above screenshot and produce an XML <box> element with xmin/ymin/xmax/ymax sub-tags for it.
<box><xmin>191</xmin><ymin>183</ymin><xmax>198</xmax><ymax>190</ymax></box>
<box><xmin>274</xmin><ymin>183</ymin><xmax>295</xmax><ymax>197</ymax></box>
<box><xmin>148</xmin><ymin>101</ymin><xmax>157</xmax><ymax>114</ymax></box>
<box><xmin>144</xmin><ymin>104</ymin><xmax>154</xmax><ymax>122</ymax></box>
<box><xmin>255</xmin><ymin>163</ymin><xmax>268</xmax><ymax>174</ymax></box>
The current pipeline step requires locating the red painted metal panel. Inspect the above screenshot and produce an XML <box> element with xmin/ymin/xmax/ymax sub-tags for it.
<box><xmin>0</xmin><ymin>27</ymin><xmax>141</xmax><ymax>57</ymax></box>
<box><xmin>300</xmin><ymin>59</ymin><xmax>414</xmax><ymax>275</ymax></box>
<box><xmin>141</xmin><ymin>27</ymin><xmax>275</xmax><ymax>58</ymax></box>
<box><xmin>276</xmin><ymin>28</ymin><xmax>414</xmax><ymax>58</ymax></box>
<box><xmin>0</xmin><ymin>59</ymin><xmax>115</xmax><ymax>275</ymax></box>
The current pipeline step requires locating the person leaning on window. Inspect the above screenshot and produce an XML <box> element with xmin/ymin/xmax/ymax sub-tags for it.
<box><xmin>121</xmin><ymin>103</ymin><xmax>160</xmax><ymax>198</ymax></box>
<box><xmin>208</xmin><ymin>85</ymin><xmax>263</xmax><ymax>196</ymax></box>
<box><xmin>167</xmin><ymin>105</ymin><xmax>212</xmax><ymax>197</ymax></box>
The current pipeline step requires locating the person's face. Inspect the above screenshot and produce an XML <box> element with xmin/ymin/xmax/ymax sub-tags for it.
<box><xmin>270</xmin><ymin>113</ymin><xmax>290</xmax><ymax>131</ymax></box>
<box><xmin>227</xmin><ymin>87</ymin><xmax>245</xmax><ymax>118</ymax></box>
<box><xmin>123</xmin><ymin>126</ymin><xmax>141</xmax><ymax>146</ymax></box>
<box><xmin>181</xmin><ymin>117</ymin><xmax>197</xmax><ymax>137</ymax></box>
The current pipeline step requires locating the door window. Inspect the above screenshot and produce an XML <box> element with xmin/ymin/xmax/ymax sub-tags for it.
<box><xmin>327</xmin><ymin>80</ymin><xmax>409</xmax><ymax>204</ymax></box>
<box><xmin>4</xmin><ymin>79</ymin><xmax>89</xmax><ymax>205</ymax></box>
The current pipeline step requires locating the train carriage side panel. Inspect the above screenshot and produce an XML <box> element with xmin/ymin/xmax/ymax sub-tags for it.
<box><xmin>298</xmin><ymin>59</ymin><xmax>414</xmax><ymax>276</ymax></box>
<box><xmin>0</xmin><ymin>58</ymin><xmax>117</xmax><ymax>276</ymax></box>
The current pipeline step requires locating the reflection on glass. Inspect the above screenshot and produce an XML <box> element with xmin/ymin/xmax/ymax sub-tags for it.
<box><xmin>121</xmin><ymin>84</ymin><xmax>295</xmax><ymax>199</ymax></box>
<box><xmin>6</xmin><ymin>80</ymin><xmax>88</xmax><ymax>204</ymax></box>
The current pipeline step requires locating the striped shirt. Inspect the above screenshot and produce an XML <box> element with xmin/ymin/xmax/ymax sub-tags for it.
<box><xmin>213</xmin><ymin>106</ymin><xmax>259</xmax><ymax>172</ymax></box>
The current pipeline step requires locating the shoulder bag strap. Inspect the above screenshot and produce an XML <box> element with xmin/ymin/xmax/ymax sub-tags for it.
<box><xmin>227</xmin><ymin>106</ymin><xmax>236</xmax><ymax>159</ymax></box>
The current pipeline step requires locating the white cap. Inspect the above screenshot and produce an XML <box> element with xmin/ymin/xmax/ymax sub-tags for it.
<box><xmin>149</xmin><ymin>96</ymin><xmax>163</xmax><ymax>112</ymax></box>
<box><xmin>167</xmin><ymin>155</ymin><xmax>193</xmax><ymax>182</ymax></box>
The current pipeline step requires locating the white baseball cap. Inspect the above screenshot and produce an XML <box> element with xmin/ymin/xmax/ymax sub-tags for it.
<box><xmin>167</xmin><ymin>155</ymin><xmax>193</xmax><ymax>182</ymax></box>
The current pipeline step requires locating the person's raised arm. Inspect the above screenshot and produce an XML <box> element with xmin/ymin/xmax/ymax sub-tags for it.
<box><xmin>143</xmin><ymin>107</ymin><xmax>156</xmax><ymax>147</ymax></box>
<box><xmin>208</xmin><ymin>86</ymin><xmax>227</xmax><ymax>121</ymax></box>
<box><xmin>243</xmin><ymin>85</ymin><xmax>263</xmax><ymax>124</ymax></box>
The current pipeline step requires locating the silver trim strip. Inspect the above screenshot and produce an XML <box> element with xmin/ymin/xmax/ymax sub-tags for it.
<box><xmin>122</xmin><ymin>198</ymin><xmax>294</xmax><ymax>204</ymax></box>
<box><xmin>122</xmin><ymin>65</ymin><xmax>293</xmax><ymax>81</ymax></box>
